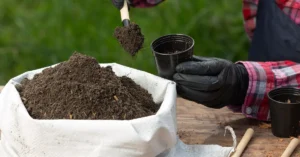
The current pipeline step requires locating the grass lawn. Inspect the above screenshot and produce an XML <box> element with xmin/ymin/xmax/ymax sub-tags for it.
<box><xmin>0</xmin><ymin>0</ymin><xmax>249</xmax><ymax>84</ymax></box>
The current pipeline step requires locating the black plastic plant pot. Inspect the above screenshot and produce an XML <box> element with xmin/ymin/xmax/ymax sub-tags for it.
<box><xmin>268</xmin><ymin>87</ymin><xmax>300</xmax><ymax>138</ymax></box>
<box><xmin>151</xmin><ymin>34</ymin><xmax>194</xmax><ymax>80</ymax></box>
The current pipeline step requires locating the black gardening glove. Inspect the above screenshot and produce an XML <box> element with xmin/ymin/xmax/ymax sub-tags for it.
<box><xmin>112</xmin><ymin>0</ymin><xmax>132</xmax><ymax>10</ymax></box>
<box><xmin>173</xmin><ymin>56</ymin><xmax>249</xmax><ymax>109</ymax></box>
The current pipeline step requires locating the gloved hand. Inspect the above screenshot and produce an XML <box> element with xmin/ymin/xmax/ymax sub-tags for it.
<box><xmin>173</xmin><ymin>56</ymin><xmax>249</xmax><ymax>108</ymax></box>
<box><xmin>112</xmin><ymin>0</ymin><xmax>131</xmax><ymax>10</ymax></box>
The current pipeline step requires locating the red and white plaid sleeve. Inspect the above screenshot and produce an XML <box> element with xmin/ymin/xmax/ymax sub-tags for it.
<box><xmin>131</xmin><ymin>0</ymin><xmax>164</xmax><ymax>8</ymax></box>
<box><xmin>243</xmin><ymin>0</ymin><xmax>300</xmax><ymax>39</ymax></box>
<box><xmin>232</xmin><ymin>61</ymin><xmax>300</xmax><ymax>121</ymax></box>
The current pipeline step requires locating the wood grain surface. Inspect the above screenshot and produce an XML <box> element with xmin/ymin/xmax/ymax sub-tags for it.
<box><xmin>177</xmin><ymin>98</ymin><xmax>300</xmax><ymax>157</ymax></box>
<box><xmin>1</xmin><ymin>86</ymin><xmax>300</xmax><ymax>156</ymax></box>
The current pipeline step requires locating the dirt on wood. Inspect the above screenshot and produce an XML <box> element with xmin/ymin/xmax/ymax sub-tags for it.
<box><xmin>178</xmin><ymin>130</ymin><xmax>191</xmax><ymax>139</ymax></box>
<box><xmin>17</xmin><ymin>52</ymin><xmax>158</xmax><ymax>120</ymax></box>
<box><xmin>259</xmin><ymin>122</ymin><xmax>272</xmax><ymax>129</ymax></box>
<box><xmin>178</xmin><ymin>130</ymin><xmax>201</xmax><ymax>144</ymax></box>
<box><xmin>114</xmin><ymin>23</ymin><xmax>144</xmax><ymax>56</ymax></box>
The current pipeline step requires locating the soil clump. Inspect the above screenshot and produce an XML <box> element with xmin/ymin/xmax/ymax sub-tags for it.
<box><xmin>114</xmin><ymin>23</ymin><xmax>144</xmax><ymax>56</ymax></box>
<box><xmin>17</xmin><ymin>52</ymin><xmax>158</xmax><ymax>120</ymax></box>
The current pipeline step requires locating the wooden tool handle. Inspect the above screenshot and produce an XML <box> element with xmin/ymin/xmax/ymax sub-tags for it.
<box><xmin>281</xmin><ymin>138</ymin><xmax>300</xmax><ymax>157</ymax></box>
<box><xmin>231</xmin><ymin>128</ymin><xmax>254</xmax><ymax>157</ymax></box>
<box><xmin>120</xmin><ymin>0</ymin><xmax>130</xmax><ymax>26</ymax></box>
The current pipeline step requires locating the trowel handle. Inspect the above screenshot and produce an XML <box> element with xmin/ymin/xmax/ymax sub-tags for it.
<box><xmin>231</xmin><ymin>128</ymin><xmax>254</xmax><ymax>157</ymax></box>
<box><xmin>281</xmin><ymin>138</ymin><xmax>300</xmax><ymax>157</ymax></box>
<box><xmin>120</xmin><ymin>0</ymin><xmax>130</xmax><ymax>26</ymax></box>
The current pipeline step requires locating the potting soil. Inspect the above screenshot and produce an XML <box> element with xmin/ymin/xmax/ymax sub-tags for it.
<box><xmin>17</xmin><ymin>52</ymin><xmax>158</xmax><ymax>120</ymax></box>
<box><xmin>114</xmin><ymin>23</ymin><xmax>144</xmax><ymax>56</ymax></box>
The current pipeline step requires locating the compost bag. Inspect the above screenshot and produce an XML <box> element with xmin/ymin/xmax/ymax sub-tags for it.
<box><xmin>0</xmin><ymin>62</ymin><xmax>236</xmax><ymax>157</ymax></box>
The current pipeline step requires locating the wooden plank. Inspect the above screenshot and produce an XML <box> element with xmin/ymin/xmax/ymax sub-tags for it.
<box><xmin>1</xmin><ymin>86</ymin><xmax>299</xmax><ymax>156</ymax></box>
<box><xmin>176</xmin><ymin>98</ymin><xmax>300</xmax><ymax>157</ymax></box>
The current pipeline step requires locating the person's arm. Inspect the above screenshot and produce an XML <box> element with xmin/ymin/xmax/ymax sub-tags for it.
<box><xmin>112</xmin><ymin>0</ymin><xmax>164</xmax><ymax>9</ymax></box>
<box><xmin>229</xmin><ymin>60</ymin><xmax>300</xmax><ymax>121</ymax></box>
<box><xmin>173</xmin><ymin>56</ymin><xmax>300</xmax><ymax>122</ymax></box>
<box><xmin>130</xmin><ymin>0</ymin><xmax>164</xmax><ymax>8</ymax></box>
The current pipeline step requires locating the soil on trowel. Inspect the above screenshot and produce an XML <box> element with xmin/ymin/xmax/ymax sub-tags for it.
<box><xmin>114</xmin><ymin>23</ymin><xmax>144</xmax><ymax>56</ymax></box>
<box><xmin>17</xmin><ymin>52</ymin><xmax>158</xmax><ymax>120</ymax></box>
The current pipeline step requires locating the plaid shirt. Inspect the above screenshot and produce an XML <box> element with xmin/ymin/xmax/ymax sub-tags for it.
<box><xmin>231</xmin><ymin>61</ymin><xmax>300</xmax><ymax>121</ymax></box>
<box><xmin>243</xmin><ymin>0</ymin><xmax>300</xmax><ymax>39</ymax></box>
<box><xmin>134</xmin><ymin>0</ymin><xmax>300</xmax><ymax>121</ymax></box>
<box><xmin>239</xmin><ymin>0</ymin><xmax>300</xmax><ymax>121</ymax></box>
<box><xmin>131</xmin><ymin>0</ymin><xmax>164</xmax><ymax>8</ymax></box>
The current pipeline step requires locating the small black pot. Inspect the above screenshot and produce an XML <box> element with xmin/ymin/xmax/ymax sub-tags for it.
<box><xmin>268</xmin><ymin>87</ymin><xmax>300</xmax><ymax>138</ymax></box>
<box><xmin>151</xmin><ymin>34</ymin><xmax>194</xmax><ymax>80</ymax></box>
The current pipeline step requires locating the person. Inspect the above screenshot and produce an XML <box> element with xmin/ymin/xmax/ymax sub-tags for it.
<box><xmin>112</xmin><ymin>0</ymin><xmax>300</xmax><ymax>122</ymax></box>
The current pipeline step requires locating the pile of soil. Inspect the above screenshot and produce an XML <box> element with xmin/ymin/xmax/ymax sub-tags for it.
<box><xmin>114</xmin><ymin>23</ymin><xmax>144</xmax><ymax>56</ymax></box>
<box><xmin>17</xmin><ymin>52</ymin><xmax>158</xmax><ymax>120</ymax></box>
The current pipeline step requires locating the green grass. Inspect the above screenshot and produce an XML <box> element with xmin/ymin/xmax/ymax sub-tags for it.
<box><xmin>0</xmin><ymin>0</ymin><xmax>249</xmax><ymax>84</ymax></box>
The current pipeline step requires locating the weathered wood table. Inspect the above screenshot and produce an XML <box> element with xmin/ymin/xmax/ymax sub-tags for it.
<box><xmin>0</xmin><ymin>86</ymin><xmax>299</xmax><ymax>156</ymax></box>
<box><xmin>176</xmin><ymin>98</ymin><xmax>300</xmax><ymax>157</ymax></box>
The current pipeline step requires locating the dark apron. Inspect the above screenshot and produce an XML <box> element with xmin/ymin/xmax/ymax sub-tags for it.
<box><xmin>248</xmin><ymin>0</ymin><xmax>300</xmax><ymax>62</ymax></box>
<box><xmin>248</xmin><ymin>0</ymin><xmax>300</xmax><ymax>136</ymax></box>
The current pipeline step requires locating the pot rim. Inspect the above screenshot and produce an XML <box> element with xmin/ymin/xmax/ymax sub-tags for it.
<box><xmin>150</xmin><ymin>34</ymin><xmax>195</xmax><ymax>56</ymax></box>
<box><xmin>267</xmin><ymin>87</ymin><xmax>300</xmax><ymax>105</ymax></box>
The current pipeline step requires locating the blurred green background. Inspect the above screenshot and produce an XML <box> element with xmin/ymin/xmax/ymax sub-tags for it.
<box><xmin>0</xmin><ymin>0</ymin><xmax>249</xmax><ymax>84</ymax></box>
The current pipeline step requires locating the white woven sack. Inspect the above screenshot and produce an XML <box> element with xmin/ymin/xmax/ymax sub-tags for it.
<box><xmin>0</xmin><ymin>63</ymin><xmax>236</xmax><ymax>157</ymax></box>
